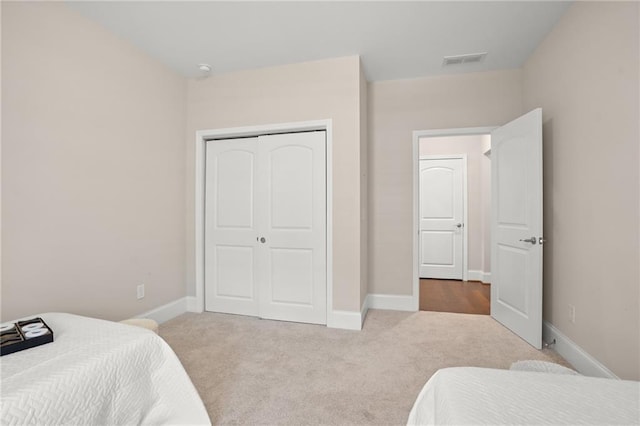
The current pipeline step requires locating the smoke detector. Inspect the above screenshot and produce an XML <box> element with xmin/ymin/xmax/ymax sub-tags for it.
<box><xmin>198</xmin><ymin>63</ymin><xmax>212</xmax><ymax>73</ymax></box>
<box><xmin>442</xmin><ymin>52</ymin><xmax>488</xmax><ymax>67</ymax></box>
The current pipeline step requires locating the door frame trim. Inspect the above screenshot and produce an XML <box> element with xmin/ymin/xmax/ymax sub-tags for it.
<box><xmin>412</xmin><ymin>127</ymin><xmax>495</xmax><ymax>310</ymax></box>
<box><xmin>194</xmin><ymin>120</ymin><xmax>333</xmax><ymax>323</ymax></box>
<box><xmin>418</xmin><ymin>154</ymin><xmax>468</xmax><ymax>282</ymax></box>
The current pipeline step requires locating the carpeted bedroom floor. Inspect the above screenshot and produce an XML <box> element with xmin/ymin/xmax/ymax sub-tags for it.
<box><xmin>160</xmin><ymin>309</ymin><xmax>570</xmax><ymax>425</ymax></box>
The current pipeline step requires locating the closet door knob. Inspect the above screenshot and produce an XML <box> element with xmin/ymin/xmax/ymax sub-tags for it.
<box><xmin>260</xmin><ymin>237</ymin><xmax>266</xmax><ymax>243</ymax></box>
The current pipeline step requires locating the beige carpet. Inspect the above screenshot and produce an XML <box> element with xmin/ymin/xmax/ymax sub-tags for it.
<box><xmin>160</xmin><ymin>310</ymin><xmax>569</xmax><ymax>425</ymax></box>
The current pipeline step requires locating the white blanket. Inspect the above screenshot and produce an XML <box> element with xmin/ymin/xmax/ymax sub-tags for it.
<box><xmin>407</xmin><ymin>367</ymin><xmax>640</xmax><ymax>425</ymax></box>
<box><xmin>1</xmin><ymin>313</ymin><xmax>210</xmax><ymax>425</ymax></box>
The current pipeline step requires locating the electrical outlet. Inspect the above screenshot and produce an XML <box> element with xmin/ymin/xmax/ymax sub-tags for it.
<box><xmin>137</xmin><ymin>284</ymin><xmax>145</xmax><ymax>300</ymax></box>
<box><xmin>569</xmin><ymin>304</ymin><xmax>576</xmax><ymax>324</ymax></box>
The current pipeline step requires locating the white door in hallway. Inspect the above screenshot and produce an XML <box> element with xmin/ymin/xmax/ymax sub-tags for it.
<box><xmin>491</xmin><ymin>108</ymin><xmax>543</xmax><ymax>349</ymax></box>
<box><xmin>419</xmin><ymin>157</ymin><xmax>464</xmax><ymax>280</ymax></box>
<box><xmin>205</xmin><ymin>131</ymin><xmax>327</xmax><ymax>325</ymax></box>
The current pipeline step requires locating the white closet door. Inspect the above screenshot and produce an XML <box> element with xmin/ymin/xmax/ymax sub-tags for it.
<box><xmin>257</xmin><ymin>131</ymin><xmax>327</xmax><ymax>324</ymax></box>
<box><xmin>204</xmin><ymin>131</ymin><xmax>327</xmax><ymax>325</ymax></box>
<box><xmin>204</xmin><ymin>138</ymin><xmax>259</xmax><ymax>316</ymax></box>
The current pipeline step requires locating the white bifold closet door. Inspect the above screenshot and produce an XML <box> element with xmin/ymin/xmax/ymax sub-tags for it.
<box><xmin>205</xmin><ymin>131</ymin><xmax>326</xmax><ymax>325</ymax></box>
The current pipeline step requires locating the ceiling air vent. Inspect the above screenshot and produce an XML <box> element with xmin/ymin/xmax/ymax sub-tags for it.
<box><xmin>443</xmin><ymin>52</ymin><xmax>488</xmax><ymax>67</ymax></box>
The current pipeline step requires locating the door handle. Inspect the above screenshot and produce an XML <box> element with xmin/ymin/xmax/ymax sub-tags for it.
<box><xmin>455</xmin><ymin>223</ymin><xmax>462</xmax><ymax>228</ymax></box>
<box><xmin>519</xmin><ymin>237</ymin><xmax>537</xmax><ymax>244</ymax></box>
<box><xmin>257</xmin><ymin>237</ymin><xmax>266</xmax><ymax>243</ymax></box>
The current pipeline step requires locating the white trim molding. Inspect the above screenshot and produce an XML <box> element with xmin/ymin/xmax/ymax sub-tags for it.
<box><xmin>412</xmin><ymin>127</ymin><xmax>496</xmax><ymax>313</ymax></box>
<box><xmin>360</xmin><ymin>295</ymin><xmax>370</xmax><ymax>328</ymax></box>
<box><xmin>543</xmin><ymin>321</ymin><xmax>619</xmax><ymax>379</ymax></box>
<box><xmin>367</xmin><ymin>294</ymin><xmax>415</xmax><ymax>311</ymax></box>
<box><xmin>136</xmin><ymin>297</ymin><xmax>188</xmax><ymax>324</ymax></box>
<box><xmin>186</xmin><ymin>296</ymin><xmax>199</xmax><ymax>312</ymax></box>
<box><xmin>326</xmin><ymin>296</ymin><xmax>369</xmax><ymax>331</ymax></box>
<box><xmin>139</xmin><ymin>297</ymin><xmax>367</xmax><ymax>330</ymax></box>
<box><xmin>467</xmin><ymin>270</ymin><xmax>492</xmax><ymax>284</ymax></box>
<box><xmin>327</xmin><ymin>310</ymin><xmax>363</xmax><ymax>331</ymax></box>
<box><xmin>194</xmin><ymin>120</ymin><xmax>335</xmax><ymax>325</ymax></box>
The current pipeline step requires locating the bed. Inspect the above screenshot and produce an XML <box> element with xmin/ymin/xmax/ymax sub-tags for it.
<box><xmin>1</xmin><ymin>313</ymin><xmax>210</xmax><ymax>425</ymax></box>
<box><xmin>407</xmin><ymin>366</ymin><xmax>640</xmax><ymax>425</ymax></box>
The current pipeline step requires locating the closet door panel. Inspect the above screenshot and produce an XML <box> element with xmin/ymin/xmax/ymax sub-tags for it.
<box><xmin>215</xmin><ymin>150</ymin><xmax>254</xmax><ymax>229</ymax></box>
<box><xmin>270</xmin><ymin>248</ymin><xmax>313</xmax><ymax>306</ymax></box>
<box><xmin>269</xmin><ymin>145</ymin><xmax>314</xmax><ymax>230</ymax></box>
<box><xmin>204</xmin><ymin>138</ymin><xmax>259</xmax><ymax>317</ymax></box>
<box><xmin>205</xmin><ymin>131</ymin><xmax>327</xmax><ymax>325</ymax></box>
<box><xmin>258</xmin><ymin>131</ymin><xmax>327</xmax><ymax>324</ymax></box>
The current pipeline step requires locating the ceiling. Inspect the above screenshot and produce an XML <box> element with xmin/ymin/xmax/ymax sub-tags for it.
<box><xmin>68</xmin><ymin>1</ymin><xmax>572</xmax><ymax>82</ymax></box>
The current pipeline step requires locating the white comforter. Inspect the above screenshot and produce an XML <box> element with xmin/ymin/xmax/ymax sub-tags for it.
<box><xmin>1</xmin><ymin>313</ymin><xmax>210</xmax><ymax>425</ymax></box>
<box><xmin>407</xmin><ymin>367</ymin><xmax>640</xmax><ymax>425</ymax></box>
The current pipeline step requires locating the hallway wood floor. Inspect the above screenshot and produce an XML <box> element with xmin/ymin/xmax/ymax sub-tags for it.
<box><xmin>419</xmin><ymin>279</ymin><xmax>491</xmax><ymax>315</ymax></box>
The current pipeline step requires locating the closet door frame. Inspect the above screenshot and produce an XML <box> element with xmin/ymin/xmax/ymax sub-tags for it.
<box><xmin>194</xmin><ymin>120</ymin><xmax>333</xmax><ymax>323</ymax></box>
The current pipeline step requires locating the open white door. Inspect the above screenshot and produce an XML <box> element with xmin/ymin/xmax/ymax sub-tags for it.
<box><xmin>491</xmin><ymin>108</ymin><xmax>543</xmax><ymax>349</ymax></box>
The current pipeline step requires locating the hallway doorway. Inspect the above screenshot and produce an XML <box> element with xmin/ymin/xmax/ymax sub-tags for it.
<box><xmin>419</xmin><ymin>279</ymin><xmax>490</xmax><ymax>315</ymax></box>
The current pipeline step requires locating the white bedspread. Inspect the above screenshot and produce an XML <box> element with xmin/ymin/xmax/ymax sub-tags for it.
<box><xmin>407</xmin><ymin>367</ymin><xmax>640</xmax><ymax>425</ymax></box>
<box><xmin>1</xmin><ymin>313</ymin><xmax>210</xmax><ymax>425</ymax></box>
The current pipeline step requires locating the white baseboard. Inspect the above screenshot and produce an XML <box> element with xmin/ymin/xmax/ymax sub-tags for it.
<box><xmin>360</xmin><ymin>296</ymin><xmax>369</xmax><ymax>328</ymax></box>
<box><xmin>468</xmin><ymin>270</ymin><xmax>491</xmax><ymax>283</ymax></box>
<box><xmin>182</xmin><ymin>296</ymin><xmax>367</xmax><ymax>331</ymax></box>
<box><xmin>136</xmin><ymin>297</ymin><xmax>188</xmax><ymax>324</ymax></box>
<box><xmin>543</xmin><ymin>321</ymin><xmax>619</xmax><ymax>379</ymax></box>
<box><xmin>327</xmin><ymin>309</ymin><xmax>363</xmax><ymax>330</ymax></box>
<box><xmin>186</xmin><ymin>296</ymin><xmax>201</xmax><ymax>312</ymax></box>
<box><xmin>326</xmin><ymin>294</ymin><xmax>370</xmax><ymax>331</ymax></box>
<box><xmin>367</xmin><ymin>294</ymin><xmax>415</xmax><ymax>311</ymax></box>
<box><xmin>467</xmin><ymin>270</ymin><xmax>482</xmax><ymax>282</ymax></box>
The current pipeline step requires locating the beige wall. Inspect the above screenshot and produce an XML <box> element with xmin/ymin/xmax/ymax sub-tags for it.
<box><xmin>368</xmin><ymin>70</ymin><xmax>523</xmax><ymax>295</ymax></box>
<box><xmin>185</xmin><ymin>56</ymin><xmax>365</xmax><ymax>312</ymax></box>
<box><xmin>419</xmin><ymin>135</ymin><xmax>491</xmax><ymax>278</ymax></box>
<box><xmin>359</xmin><ymin>62</ymin><xmax>369</xmax><ymax>308</ymax></box>
<box><xmin>5</xmin><ymin>5</ymin><xmax>637</xmax><ymax>381</ymax></box>
<box><xmin>1</xmin><ymin>2</ymin><xmax>187</xmax><ymax>321</ymax></box>
<box><xmin>523</xmin><ymin>1</ymin><xmax>639</xmax><ymax>380</ymax></box>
